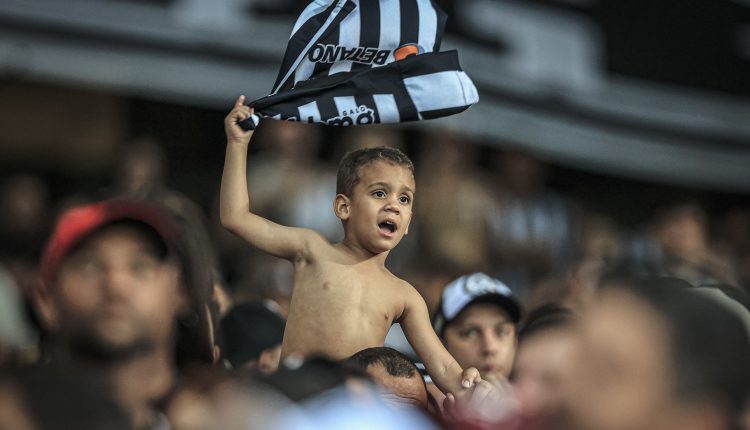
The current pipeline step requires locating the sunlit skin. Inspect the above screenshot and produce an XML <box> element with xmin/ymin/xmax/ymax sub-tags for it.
<box><xmin>280</xmin><ymin>160</ymin><xmax>418</xmax><ymax>362</ymax></box>
<box><xmin>220</xmin><ymin>97</ymin><xmax>482</xmax><ymax>395</ymax></box>
<box><xmin>442</xmin><ymin>302</ymin><xmax>518</xmax><ymax>379</ymax></box>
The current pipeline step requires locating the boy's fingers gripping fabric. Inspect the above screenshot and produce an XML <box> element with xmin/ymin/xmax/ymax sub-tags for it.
<box><xmin>238</xmin><ymin>113</ymin><xmax>261</xmax><ymax>131</ymax></box>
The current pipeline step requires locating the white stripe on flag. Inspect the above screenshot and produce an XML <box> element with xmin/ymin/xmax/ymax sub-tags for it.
<box><xmin>416</xmin><ymin>0</ymin><xmax>438</xmax><ymax>53</ymax></box>
<box><xmin>273</xmin><ymin>0</ymin><xmax>348</xmax><ymax>94</ymax></box>
<box><xmin>297</xmin><ymin>101</ymin><xmax>322</xmax><ymax>123</ymax></box>
<box><xmin>329</xmin><ymin>6</ymin><xmax>360</xmax><ymax>75</ymax></box>
<box><xmin>333</xmin><ymin>96</ymin><xmax>359</xmax><ymax>118</ymax></box>
<box><xmin>294</xmin><ymin>57</ymin><xmax>318</xmax><ymax>86</ymax></box>
<box><xmin>291</xmin><ymin>1</ymin><xmax>334</xmax><ymax>38</ymax></box>
<box><xmin>458</xmin><ymin>71</ymin><xmax>480</xmax><ymax>105</ymax></box>
<box><xmin>379</xmin><ymin>0</ymin><xmax>401</xmax><ymax>64</ymax></box>
<box><xmin>403</xmin><ymin>70</ymin><xmax>479</xmax><ymax>113</ymax></box>
<box><xmin>373</xmin><ymin>94</ymin><xmax>400</xmax><ymax>124</ymax></box>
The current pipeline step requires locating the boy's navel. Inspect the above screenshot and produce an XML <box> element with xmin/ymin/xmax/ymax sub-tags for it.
<box><xmin>322</xmin><ymin>282</ymin><xmax>331</xmax><ymax>290</ymax></box>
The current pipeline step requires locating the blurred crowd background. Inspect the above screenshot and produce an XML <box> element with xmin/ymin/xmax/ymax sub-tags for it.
<box><xmin>1</xmin><ymin>0</ymin><xmax>749</xmax><ymax>314</ymax></box>
<box><xmin>0</xmin><ymin>0</ymin><xmax>749</xmax><ymax>429</ymax></box>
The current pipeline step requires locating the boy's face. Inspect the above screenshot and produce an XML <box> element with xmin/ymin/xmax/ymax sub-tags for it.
<box><xmin>338</xmin><ymin>160</ymin><xmax>415</xmax><ymax>254</ymax></box>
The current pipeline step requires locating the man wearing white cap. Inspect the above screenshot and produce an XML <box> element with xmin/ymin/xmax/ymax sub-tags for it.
<box><xmin>423</xmin><ymin>273</ymin><xmax>523</xmax><ymax>424</ymax></box>
<box><xmin>433</xmin><ymin>272</ymin><xmax>522</xmax><ymax>382</ymax></box>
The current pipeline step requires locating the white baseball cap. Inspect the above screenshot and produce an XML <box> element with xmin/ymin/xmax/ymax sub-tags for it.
<box><xmin>432</xmin><ymin>273</ymin><xmax>523</xmax><ymax>335</ymax></box>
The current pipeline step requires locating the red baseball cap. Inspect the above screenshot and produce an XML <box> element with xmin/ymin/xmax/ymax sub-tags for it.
<box><xmin>41</xmin><ymin>198</ymin><xmax>177</xmax><ymax>286</ymax></box>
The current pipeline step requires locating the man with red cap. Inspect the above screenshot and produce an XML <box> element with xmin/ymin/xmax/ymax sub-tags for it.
<box><xmin>33</xmin><ymin>198</ymin><xmax>198</xmax><ymax>430</ymax></box>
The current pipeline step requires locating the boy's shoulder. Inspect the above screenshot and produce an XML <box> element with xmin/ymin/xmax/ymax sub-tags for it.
<box><xmin>291</xmin><ymin>228</ymin><xmax>339</xmax><ymax>263</ymax></box>
<box><xmin>392</xmin><ymin>274</ymin><xmax>415</xmax><ymax>290</ymax></box>
<box><xmin>377</xmin><ymin>265</ymin><xmax>408</xmax><ymax>284</ymax></box>
<box><xmin>382</xmin><ymin>271</ymin><xmax>421</xmax><ymax>299</ymax></box>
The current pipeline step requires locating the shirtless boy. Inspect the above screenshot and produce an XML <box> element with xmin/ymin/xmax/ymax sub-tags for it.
<box><xmin>220</xmin><ymin>96</ymin><xmax>481</xmax><ymax>395</ymax></box>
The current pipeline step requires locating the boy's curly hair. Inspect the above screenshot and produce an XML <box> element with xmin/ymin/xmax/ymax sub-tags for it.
<box><xmin>336</xmin><ymin>146</ymin><xmax>414</xmax><ymax>196</ymax></box>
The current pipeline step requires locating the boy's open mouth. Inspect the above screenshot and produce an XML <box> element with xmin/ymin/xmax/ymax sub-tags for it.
<box><xmin>378</xmin><ymin>220</ymin><xmax>397</xmax><ymax>235</ymax></box>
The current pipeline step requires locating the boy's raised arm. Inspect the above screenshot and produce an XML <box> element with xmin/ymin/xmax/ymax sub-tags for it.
<box><xmin>399</xmin><ymin>285</ymin><xmax>481</xmax><ymax>395</ymax></box>
<box><xmin>220</xmin><ymin>96</ymin><xmax>323</xmax><ymax>261</ymax></box>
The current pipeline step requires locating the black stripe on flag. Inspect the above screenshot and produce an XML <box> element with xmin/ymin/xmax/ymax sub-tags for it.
<box><xmin>390</xmin><ymin>81</ymin><xmax>412</xmax><ymax>123</ymax></box>
<box><xmin>362</xmin><ymin>60</ymin><xmax>418</xmax><ymax>122</ymax></box>
<box><xmin>354</xmin><ymin>94</ymin><xmax>381</xmax><ymax>124</ymax></box>
<box><xmin>305</xmin><ymin>0</ymin><xmax>357</xmax><ymax>82</ymax></box>
<box><xmin>350</xmin><ymin>1</ymin><xmax>381</xmax><ymax>73</ymax></box>
<box><xmin>431</xmin><ymin>1</ymin><xmax>448</xmax><ymax>51</ymax></box>
<box><xmin>399</xmin><ymin>50</ymin><xmax>462</xmax><ymax>78</ymax></box>
<box><xmin>271</xmin><ymin>1</ymin><xmax>341</xmax><ymax>93</ymax></box>
<box><xmin>248</xmin><ymin>49</ymin><xmax>474</xmax><ymax>127</ymax></box>
<box><xmin>315</xmin><ymin>96</ymin><xmax>340</xmax><ymax>123</ymax></box>
<box><xmin>311</xmin><ymin>20</ymin><xmax>341</xmax><ymax>79</ymax></box>
<box><xmin>419</xmin><ymin>105</ymin><xmax>472</xmax><ymax>120</ymax></box>
<box><xmin>399</xmin><ymin>0</ymin><xmax>420</xmax><ymax>46</ymax></box>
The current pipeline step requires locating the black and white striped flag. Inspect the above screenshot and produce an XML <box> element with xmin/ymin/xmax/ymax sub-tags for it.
<box><xmin>239</xmin><ymin>0</ymin><xmax>478</xmax><ymax>130</ymax></box>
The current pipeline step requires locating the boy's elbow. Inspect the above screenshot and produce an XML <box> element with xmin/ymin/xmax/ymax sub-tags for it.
<box><xmin>219</xmin><ymin>215</ymin><xmax>234</xmax><ymax>232</ymax></box>
<box><xmin>219</xmin><ymin>209</ymin><xmax>242</xmax><ymax>232</ymax></box>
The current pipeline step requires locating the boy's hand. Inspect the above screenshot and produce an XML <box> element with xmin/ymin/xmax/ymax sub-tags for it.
<box><xmin>461</xmin><ymin>367</ymin><xmax>482</xmax><ymax>389</ymax></box>
<box><xmin>225</xmin><ymin>95</ymin><xmax>254</xmax><ymax>145</ymax></box>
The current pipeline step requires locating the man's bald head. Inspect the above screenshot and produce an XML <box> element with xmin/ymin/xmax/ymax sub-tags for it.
<box><xmin>346</xmin><ymin>347</ymin><xmax>428</xmax><ymax>409</ymax></box>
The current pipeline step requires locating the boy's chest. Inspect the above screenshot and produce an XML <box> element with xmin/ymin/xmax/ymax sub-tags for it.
<box><xmin>295</xmin><ymin>263</ymin><xmax>401</xmax><ymax>317</ymax></box>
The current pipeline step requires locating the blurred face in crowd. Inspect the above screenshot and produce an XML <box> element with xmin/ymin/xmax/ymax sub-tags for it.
<box><xmin>117</xmin><ymin>139</ymin><xmax>166</xmax><ymax>194</ymax></box>
<box><xmin>0</xmin><ymin>386</ymin><xmax>34</xmax><ymax>430</ymax></box>
<box><xmin>442</xmin><ymin>302</ymin><xmax>517</xmax><ymax>379</ymax></box>
<box><xmin>565</xmin><ymin>288</ymin><xmax>700</xmax><ymax>430</ymax></box>
<box><xmin>656</xmin><ymin>204</ymin><xmax>708</xmax><ymax>259</ymax></box>
<box><xmin>44</xmin><ymin>223</ymin><xmax>185</xmax><ymax>358</ymax></box>
<box><xmin>512</xmin><ymin>327</ymin><xmax>578</xmax><ymax>429</ymax></box>
<box><xmin>168</xmin><ymin>377</ymin><xmax>283</xmax><ymax>430</ymax></box>
<box><xmin>265</xmin><ymin>119</ymin><xmax>321</xmax><ymax>159</ymax></box>
<box><xmin>0</xmin><ymin>173</ymin><xmax>49</xmax><ymax>234</ymax></box>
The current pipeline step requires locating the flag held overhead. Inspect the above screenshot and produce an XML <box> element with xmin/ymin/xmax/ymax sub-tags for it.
<box><xmin>240</xmin><ymin>0</ymin><xmax>478</xmax><ymax>130</ymax></box>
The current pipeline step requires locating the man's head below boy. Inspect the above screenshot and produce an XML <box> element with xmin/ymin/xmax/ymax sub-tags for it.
<box><xmin>334</xmin><ymin>147</ymin><xmax>415</xmax><ymax>254</ymax></box>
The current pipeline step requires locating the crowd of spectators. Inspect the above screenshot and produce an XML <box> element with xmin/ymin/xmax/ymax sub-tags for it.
<box><xmin>0</xmin><ymin>117</ymin><xmax>748</xmax><ymax>430</ymax></box>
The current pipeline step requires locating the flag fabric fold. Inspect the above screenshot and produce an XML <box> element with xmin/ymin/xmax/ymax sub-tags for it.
<box><xmin>240</xmin><ymin>0</ymin><xmax>478</xmax><ymax>130</ymax></box>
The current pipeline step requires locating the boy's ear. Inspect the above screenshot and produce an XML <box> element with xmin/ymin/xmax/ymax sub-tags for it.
<box><xmin>334</xmin><ymin>194</ymin><xmax>351</xmax><ymax>221</ymax></box>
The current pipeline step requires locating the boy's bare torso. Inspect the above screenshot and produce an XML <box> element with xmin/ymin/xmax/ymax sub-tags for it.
<box><xmin>222</xmin><ymin>106</ymin><xmax>480</xmax><ymax>393</ymax></box>
<box><xmin>281</xmin><ymin>243</ymin><xmax>409</xmax><ymax>360</ymax></box>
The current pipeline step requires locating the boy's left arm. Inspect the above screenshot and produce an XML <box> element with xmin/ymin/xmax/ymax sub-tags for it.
<box><xmin>398</xmin><ymin>284</ymin><xmax>481</xmax><ymax>396</ymax></box>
